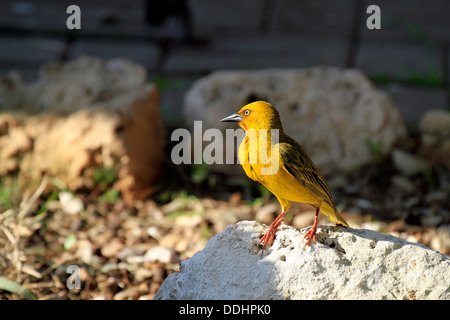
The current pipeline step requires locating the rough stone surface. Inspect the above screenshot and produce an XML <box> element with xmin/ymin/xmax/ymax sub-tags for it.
<box><xmin>0</xmin><ymin>56</ymin><xmax>164</xmax><ymax>204</ymax></box>
<box><xmin>184</xmin><ymin>67</ymin><xmax>407</xmax><ymax>175</ymax></box>
<box><xmin>154</xmin><ymin>221</ymin><xmax>450</xmax><ymax>300</ymax></box>
<box><xmin>419</xmin><ymin>110</ymin><xmax>450</xmax><ymax>169</ymax></box>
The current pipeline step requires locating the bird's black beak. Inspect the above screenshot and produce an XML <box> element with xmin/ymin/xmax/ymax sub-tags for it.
<box><xmin>220</xmin><ymin>113</ymin><xmax>242</xmax><ymax>123</ymax></box>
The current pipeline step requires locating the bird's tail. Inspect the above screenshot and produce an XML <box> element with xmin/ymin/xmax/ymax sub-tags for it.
<box><xmin>320</xmin><ymin>202</ymin><xmax>349</xmax><ymax>227</ymax></box>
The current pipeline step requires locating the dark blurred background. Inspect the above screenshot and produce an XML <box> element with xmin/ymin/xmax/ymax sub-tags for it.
<box><xmin>0</xmin><ymin>0</ymin><xmax>449</xmax><ymax>127</ymax></box>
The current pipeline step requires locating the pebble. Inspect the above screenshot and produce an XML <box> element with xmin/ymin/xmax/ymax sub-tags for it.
<box><xmin>144</xmin><ymin>246</ymin><xmax>175</xmax><ymax>264</ymax></box>
<box><xmin>100</xmin><ymin>237</ymin><xmax>124</xmax><ymax>258</ymax></box>
<box><xmin>59</xmin><ymin>191</ymin><xmax>84</xmax><ymax>215</ymax></box>
<box><xmin>391</xmin><ymin>175</ymin><xmax>416</xmax><ymax>193</ymax></box>
<box><xmin>147</xmin><ymin>226</ymin><xmax>162</xmax><ymax>239</ymax></box>
<box><xmin>76</xmin><ymin>239</ymin><xmax>93</xmax><ymax>264</ymax></box>
<box><xmin>392</xmin><ymin>149</ymin><xmax>430</xmax><ymax>177</ymax></box>
<box><xmin>174</xmin><ymin>215</ymin><xmax>203</xmax><ymax>227</ymax></box>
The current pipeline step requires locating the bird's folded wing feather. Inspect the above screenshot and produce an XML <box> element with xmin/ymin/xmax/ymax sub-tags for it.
<box><xmin>278</xmin><ymin>139</ymin><xmax>335</xmax><ymax>207</ymax></box>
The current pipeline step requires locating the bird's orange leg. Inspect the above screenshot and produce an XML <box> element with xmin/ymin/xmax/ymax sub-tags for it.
<box><xmin>259</xmin><ymin>211</ymin><xmax>286</xmax><ymax>251</ymax></box>
<box><xmin>303</xmin><ymin>207</ymin><xmax>319</xmax><ymax>246</ymax></box>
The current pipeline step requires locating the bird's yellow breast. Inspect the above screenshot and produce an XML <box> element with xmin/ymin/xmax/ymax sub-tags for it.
<box><xmin>238</xmin><ymin>133</ymin><xmax>320</xmax><ymax>207</ymax></box>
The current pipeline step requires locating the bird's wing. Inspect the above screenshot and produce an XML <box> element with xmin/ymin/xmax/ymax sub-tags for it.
<box><xmin>278</xmin><ymin>138</ymin><xmax>335</xmax><ymax>207</ymax></box>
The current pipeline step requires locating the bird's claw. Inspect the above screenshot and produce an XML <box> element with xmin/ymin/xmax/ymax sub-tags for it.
<box><xmin>303</xmin><ymin>226</ymin><xmax>317</xmax><ymax>247</ymax></box>
<box><xmin>259</xmin><ymin>218</ymin><xmax>284</xmax><ymax>253</ymax></box>
<box><xmin>259</xmin><ymin>227</ymin><xmax>276</xmax><ymax>252</ymax></box>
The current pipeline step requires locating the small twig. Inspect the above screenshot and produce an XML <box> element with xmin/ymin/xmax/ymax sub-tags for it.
<box><xmin>40</xmin><ymin>256</ymin><xmax>73</xmax><ymax>278</ymax></box>
<box><xmin>1</xmin><ymin>176</ymin><xmax>49</xmax><ymax>275</ymax></box>
<box><xmin>18</xmin><ymin>175</ymin><xmax>48</xmax><ymax>219</ymax></box>
<box><xmin>24</xmin><ymin>281</ymin><xmax>55</xmax><ymax>289</ymax></box>
<box><xmin>22</xmin><ymin>264</ymin><xmax>43</xmax><ymax>279</ymax></box>
<box><xmin>0</xmin><ymin>225</ymin><xmax>15</xmax><ymax>246</ymax></box>
<box><xmin>0</xmin><ymin>209</ymin><xmax>14</xmax><ymax>223</ymax></box>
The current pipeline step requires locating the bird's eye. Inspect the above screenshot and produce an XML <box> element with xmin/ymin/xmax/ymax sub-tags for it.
<box><xmin>244</xmin><ymin>109</ymin><xmax>250</xmax><ymax>116</ymax></box>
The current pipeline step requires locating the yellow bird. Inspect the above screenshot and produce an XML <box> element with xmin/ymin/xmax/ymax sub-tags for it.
<box><xmin>221</xmin><ymin>101</ymin><xmax>349</xmax><ymax>250</ymax></box>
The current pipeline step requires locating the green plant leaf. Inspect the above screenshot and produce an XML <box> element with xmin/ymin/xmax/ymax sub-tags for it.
<box><xmin>36</xmin><ymin>190</ymin><xmax>59</xmax><ymax>216</ymax></box>
<box><xmin>190</xmin><ymin>163</ymin><xmax>209</xmax><ymax>183</ymax></box>
<box><xmin>365</xmin><ymin>138</ymin><xmax>384</xmax><ymax>162</ymax></box>
<box><xmin>64</xmin><ymin>234</ymin><xmax>77</xmax><ymax>251</ymax></box>
<box><xmin>99</xmin><ymin>188</ymin><xmax>121</xmax><ymax>204</ymax></box>
<box><xmin>92</xmin><ymin>166</ymin><xmax>116</xmax><ymax>188</ymax></box>
<box><xmin>0</xmin><ymin>276</ymin><xmax>37</xmax><ymax>300</ymax></box>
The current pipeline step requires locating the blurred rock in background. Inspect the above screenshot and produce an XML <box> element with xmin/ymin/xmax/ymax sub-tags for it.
<box><xmin>184</xmin><ymin>67</ymin><xmax>408</xmax><ymax>175</ymax></box>
<box><xmin>0</xmin><ymin>56</ymin><xmax>164</xmax><ymax>205</ymax></box>
<box><xmin>419</xmin><ymin>110</ymin><xmax>450</xmax><ymax>170</ymax></box>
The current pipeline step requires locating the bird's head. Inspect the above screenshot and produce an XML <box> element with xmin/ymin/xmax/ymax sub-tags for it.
<box><xmin>220</xmin><ymin>101</ymin><xmax>283</xmax><ymax>131</ymax></box>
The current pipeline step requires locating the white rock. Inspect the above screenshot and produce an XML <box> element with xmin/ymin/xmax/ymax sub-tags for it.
<box><xmin>147</xmin><ymin>226</ymin><xmax>162</xmax><ymax>240</ymax></box>
<box><xmin>184</xmin><ymin>67</ymin><xmax>407</xmax><ymax>175</ymax></box>
<box><xmin>391</xmin><ymin>175</ymin><xmax>416</xmax><ymax>193</ymax></box>
<box><xmin>0</xmin><ymin>56</ymin><xmax>164</xmax><ymax>205</ymax></box>
<box><xmin>174</xmin><ymin>214</ymin><xmax>203</xmax><ymax>227</ymax></box>
<box><xmin>154</xmin><ymin>221</ymin><xmax>450</xmax><ymax>300</ymax></box>
<box><xmin>419</xmin><ymin>110</ymin><xmax>450</xmax><ymax>169</ymax></box>
<box><xmin>59</xmin><ymin>191</ymin><xmax>84</xmax><ymax>215</ymax></box>
<box><xmin>144</xmin><ymin>246</ymin><xmax>175</xmax><ymax>264</ymax></box>
<box><xmin>392</xmin><ymin>149</ymin><xmax>431</xmax><ymax>177</ymax></box>
<box><xmin>75</xmin><ymin>239</ymin><xmax>93</xmax><ymax>264</ymax></box>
